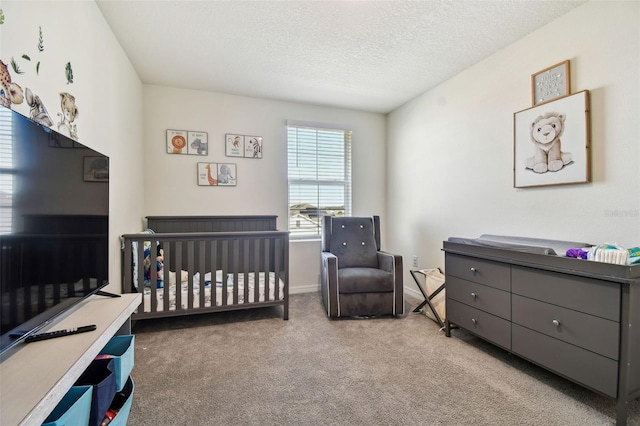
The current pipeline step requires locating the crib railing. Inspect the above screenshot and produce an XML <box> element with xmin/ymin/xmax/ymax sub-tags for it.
<box><xmin>121</xmin><ymin>231</ymin><xmax>289</xmax><ymax>320</ymax></box>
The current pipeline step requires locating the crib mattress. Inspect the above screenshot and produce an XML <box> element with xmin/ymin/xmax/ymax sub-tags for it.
<box><xmin>141</xmin><ymin>271</ymin><xmax>284</xmax><ymax>313</ymax></box>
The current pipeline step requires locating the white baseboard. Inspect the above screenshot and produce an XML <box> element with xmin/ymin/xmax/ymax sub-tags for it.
<box><xmin>288</xmin><ymin>284</ymin><xmax>425</xmax><ymax>300</ymax></box>
<box><xmin>289</xmin><ymin>283</ymin><xmax>320</xmax><ymax>294</ymax></box>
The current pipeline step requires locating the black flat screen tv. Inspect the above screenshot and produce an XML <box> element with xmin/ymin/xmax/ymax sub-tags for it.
<box><xmin>0</xmin><ymin>105</ymin><xmax>109</xmax><ymax>356</ymax></box>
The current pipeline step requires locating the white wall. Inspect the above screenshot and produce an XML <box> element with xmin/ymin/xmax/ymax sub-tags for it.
<box><xmin>1</xmin><ymin>1</ymin><xmax>144</xmax><ymax>293</ymax></box>
<box><xmin>142</xmin><ymin>86</ymin><xmax>386</xmax><ymax>292</ymax></box>
<box><xmin>6</xmin><ymin>1</ymin><xmax>635</xmax><ymax>299</ymax></box>
<box><xmin>387</xmin><ymin>1</ymin><xmax>640</xmax><ymax>295</ymax></box>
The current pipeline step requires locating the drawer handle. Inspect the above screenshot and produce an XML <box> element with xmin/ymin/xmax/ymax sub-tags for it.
<box><xmin>471</xmin><ymin>292</ymin><xmax>477</xmax><ymax>300</ymax></box>
<box><xmin>470</xmin><ymin>267</ymin><xmax>477</xmax><ymax>274</ymax></box>
<box><xmin>552</xmin><ymin>319</ymin><xmax>561</xmax><ymax>327</ymax></box>
<box><xmin>471</xmin><ymin>318</ymin><xmax>478</xmax><ymax>325</ymax></box>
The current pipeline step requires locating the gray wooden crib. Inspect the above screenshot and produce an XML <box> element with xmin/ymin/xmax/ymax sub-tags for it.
<box><xmin>121</xmin><ymin>215</ymin><xmax>289</xmax><ymax>320</ymax></box>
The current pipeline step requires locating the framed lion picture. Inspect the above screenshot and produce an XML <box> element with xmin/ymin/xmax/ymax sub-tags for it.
<box><xmin>513</xmin><ymin>90</ymin><xmax>590</xmax><ymax>188</ymax></box>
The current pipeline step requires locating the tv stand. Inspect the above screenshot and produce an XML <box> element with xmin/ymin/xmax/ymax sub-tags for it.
<box><xmin>0</xmin><ymin>293</ymin><xmax>141</xmax><ymax>425</ymax></box>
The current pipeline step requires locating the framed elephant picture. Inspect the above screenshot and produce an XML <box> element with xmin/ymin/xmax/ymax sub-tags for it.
<box><xmin>513</xmin><ymin>90</ymin><xmax>590</xmax><ymax>188</ymax></box>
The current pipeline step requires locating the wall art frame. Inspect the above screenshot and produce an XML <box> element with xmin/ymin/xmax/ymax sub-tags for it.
<box><xmin>225</xmin><ymin>133</ymin><xmax>263</xmax><ymax>158</ymax></box>
<box><xmin>83</xmin><ymin>156</ymin><xmax>109</xmax><ymax>182</ymax></box>
<box><xmin>513</xmin><ymin>90</ymin><xmax>590</xmax><ymax>189</ymax></box>
<box><xmin>197</xmin><ymin>162</ymin><xmax>237</xmax><ymax>186</ymax></box>
<box><xmin>244</xmin><ymin>136</ymin><xmax>263</xmax><ymax>159</ymax></box>
<box><xmin>531</xmin><ymin>60</ymin><xmax>570</xmax><ymax>106</ymax></box>
<box><xmin>166</xmin><ymin>129</ymin><xmax>208</xmax><ymax>155</ymax></box>
<box><xmin>225</xmin><ymin>134</ymin><xmax>244</xmax><ymax>157</ymax></box>
<box><xmin>166</xmin><ymin>129</ymin><xmax>188</xmax><ymax>154</ymax></box>
<box><xmin>187</xmin><ymin>131</ymin><xmax>208</xmax><ymax>155</ymax></box>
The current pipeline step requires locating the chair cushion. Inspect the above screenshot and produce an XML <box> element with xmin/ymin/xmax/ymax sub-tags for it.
<box><xmin>337</xmin><ymin>267</ymin><xmax>395</xmax><ymax>293</ymax></box>
<box><xmin>329</xmin><ymin>217</ymin><xmax>378</xmax><ymax>269</ymax></box>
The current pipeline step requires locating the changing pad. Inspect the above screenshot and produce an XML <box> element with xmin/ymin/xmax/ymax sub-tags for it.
<box><xmin>447</xmin><ymin>234</ymin><xmax>592</xmax><ymax>256</ymax></box>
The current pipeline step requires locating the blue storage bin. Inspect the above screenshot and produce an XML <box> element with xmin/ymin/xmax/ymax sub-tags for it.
<box><xmin>74</xmin><ymin>358</ymin><xmax>116</xmax><ymax>426</ymax></box>
<box><xmin>98</xmin><ymin>335</ymin><xmax>134</xmax><ymax>392</ymax></box>
<box><xmin>108</xmin><ymin>377</ymin><xmax>134</xmax><ymax>426</ymax></box>
<box><xmin>42</xmin><ymin>385</ymin><xmax>93</xmax><ymax>426</ymax></box>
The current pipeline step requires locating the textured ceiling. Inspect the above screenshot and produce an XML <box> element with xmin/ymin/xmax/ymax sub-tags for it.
<box><xmin>96</xmin><ymin>0</ymin><xmax>586</xmax><ymax>114</ymax></box>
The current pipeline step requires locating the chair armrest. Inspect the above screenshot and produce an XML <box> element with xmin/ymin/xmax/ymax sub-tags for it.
<box><xmin>321</xmin><ymin>252</ymin><xmax>339</xmax><ymax>317</ymax></box>
<box><xmin>321</xmin><ymin>251</ymin><xmax>338</xmax><ymax>270</ymax></box>
<box><xmin>377</xmin><ymin>251</ymin><xmax>398</xmax><ymax>272</ymax></box>
<box><xmin>378</xmin><ymin>251</ymin><xmax>404</xmax><ymax>315</ymax></box>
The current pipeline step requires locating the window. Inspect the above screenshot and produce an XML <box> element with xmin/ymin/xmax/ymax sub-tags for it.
<box><xmin>287</xmin><ymin>122</ymin><xmax>352</xmax><ymax>238</ymax></box>
<box><xmin>0</xmin><ymin>107</ymin><xmax>12</xmax><ymax>234</ymax></box>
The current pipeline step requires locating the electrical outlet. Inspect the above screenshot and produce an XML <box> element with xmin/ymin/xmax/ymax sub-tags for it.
<box><xmin>412</xmin><ymin>255</ymin><xmax>418</xmax><ymax>268</ymax></box>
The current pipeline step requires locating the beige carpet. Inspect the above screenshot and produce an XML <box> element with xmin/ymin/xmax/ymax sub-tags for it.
<box><xmin>127</xmin><ymin>292</ymin><xmax>638</xmax><ymax>425</ymax></box>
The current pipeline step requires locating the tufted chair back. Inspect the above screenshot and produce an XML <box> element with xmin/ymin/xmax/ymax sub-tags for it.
<box><xmin>322</xmin><ymin>216</ymin><xmax>382</xmax><ymax>269</ymax></box>
<box><xmin>320</xmin><ymin>215</ymin><xmax>403</xmax><ymax>317</ymax></box>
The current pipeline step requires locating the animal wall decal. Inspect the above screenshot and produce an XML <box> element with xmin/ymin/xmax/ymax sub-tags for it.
<box><xmin>1</xmin><ymin>19</ymin><xmax>82</xmax><ymax>141</ymax></box>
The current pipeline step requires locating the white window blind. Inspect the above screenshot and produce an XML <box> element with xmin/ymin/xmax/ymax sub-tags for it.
<box><xmin>287</xmin><ymin>123</ymin><xmax>352</xmax><ymax>238</ymax></box>
<box><xmin>0</xmin><ymin>107</ymin><xmax>12</xmax><ymax>234</ymax></box>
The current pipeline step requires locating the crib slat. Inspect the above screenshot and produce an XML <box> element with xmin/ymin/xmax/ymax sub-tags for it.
<box><xmin>156</xmin><ymin>241</ymin><xmax>164</xmax><ymax>312</ymax></box>
<box><xmin>187</xmin><ymin>240</ymin><xmax>194</xmax><ymax>310</ymax></box>
<box><xmin>264</xmin><ymin>237</ymin><xmax>270</xmax><ymax>301</ymax></box>
<box><xmin>174</xmin><ymin>241</ymin><xmax>182</xmax><ymax>310</ymax></box>
<box><xmin>253</xmin><ymin>238</ymin><xmax>260</xmax><ymax>303</ymax></box>
<box><xmin>221</xmin><ymin>239</ymin><xmax>228</xmax><ymax>306</ymax></box>
<box><xmin>198</xmin><ymin>240</ymin><xmax>206</xmax><ymax>309</ymax></box>
<box><xmin>232</xmin><ymin>239</ymin><xmax>239</xmax><ymax>305</ymax></box>
<box><xmin>242</xmin><ymin>238</ymin><xmax>250</xmax><ymax>303</ymax></box>
<box><xmin>150</xmin><ymin>241</ymin><xmax>159</xmax><ymax>313</ymax></box>
<box><xmin>210</xmin><ymin>239</ymin><xmax>218</xmax><ymax>307</ymax></box>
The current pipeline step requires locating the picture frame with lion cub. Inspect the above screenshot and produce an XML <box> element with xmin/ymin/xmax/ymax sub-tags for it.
<box><xmin>513</xmin><ymin>90</ymin><xmax>590</xmax><ymax>188</ymax></box>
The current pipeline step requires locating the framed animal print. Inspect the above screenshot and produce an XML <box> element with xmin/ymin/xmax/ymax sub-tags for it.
<box><xmin>225</xmin><ymin>133</ymin><xmax>263</xmax><ymax>158</ymax></box>
<box><xmin>197</xmin><ymin>162</ymin><xmax>237</xmax><ymax>186</ymax></box>
<box><xmin>513</xmin><ymin>90</ymin><xmax>590</xmax><ymax>188</ymax></box>
<box><xmin>167</xmin><ymin>129</ymin><xmax>208</xmax><ymax>155</ymax></box>
<box><xmin>187</xmin><ymin>131</ymin><xmax>208</xmax><ymax>155</ymax></box>
<box><xmin>225</xmin><ymin>134</ymin><xmax>244</xmax><ymax>157</ymax></box>
<box><xmin>244</xmin><ymin>136</ymin><xmax>262</xmax><ymax>158</ymax></box>
<box><xmin>166</xmin><ymin>129</ymin><xmax>188</xmax><ymax>154</ymax></box>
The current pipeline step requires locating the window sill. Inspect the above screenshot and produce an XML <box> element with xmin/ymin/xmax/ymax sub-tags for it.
<box><xmin>290</xmin><ymin>236</ymin><xmax>321</xmax><ymax>243</ymax></box>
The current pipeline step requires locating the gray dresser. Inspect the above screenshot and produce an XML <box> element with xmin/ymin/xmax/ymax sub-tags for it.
<box><xmin>443</xmin><ymin>236</ymin><xmax>639</xmax><ymax>426</ymax></box>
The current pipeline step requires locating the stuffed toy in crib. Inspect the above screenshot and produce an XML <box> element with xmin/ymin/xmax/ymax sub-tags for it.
<box><xmin>143</xmin><ymin>244</ymin><xmax>164</xmax><ymax>288</ymax></box>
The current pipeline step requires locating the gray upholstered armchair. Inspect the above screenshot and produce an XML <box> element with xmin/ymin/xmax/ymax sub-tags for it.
<box><xmin>321</xmin><ymin>215</ymin><xmax>403</xmax><ymax>318</ymax></box>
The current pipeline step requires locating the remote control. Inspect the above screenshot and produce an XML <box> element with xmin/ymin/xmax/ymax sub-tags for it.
<box><xmin>24</xmin><ymin>325</ymin><xmax>97</xmax><ymax>343</ymax></box>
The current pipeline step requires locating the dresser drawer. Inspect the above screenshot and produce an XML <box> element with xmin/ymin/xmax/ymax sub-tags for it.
<box><xmin>447</xmin><ymin>299</ymin><xmax>511</xmax><ymax>349</ymax></box>
<box><xmin>512</xmin><ymin>266</ymin><xmax>620</xmax><ymax>321</ymax></box>
<box><xmin>446</xmin><ymin>276</ymin><xmax>511</xmax><ymax>320</ymax></box>
<box><xmin>512</xmin><ymin>295</ymin><xmax>619</xmax><ymax>360</ymax></box>
<box><xmin>512</xmin><ymin>324</ymin><xmax>618</xmax><ymax>398</ymax></box>
<box><xmin>445</xmin><ymin>254</ymin><xmax>510</xmax><ymax>291</ymax></box>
